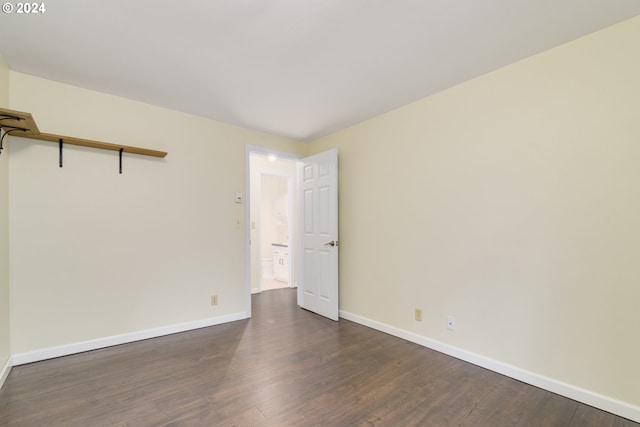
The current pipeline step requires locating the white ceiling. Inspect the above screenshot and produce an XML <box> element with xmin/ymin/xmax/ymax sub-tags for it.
<box><xmin>1</xmin><ymin>1</ymin><xmax>639</xmax><ymax>141</ymax></box>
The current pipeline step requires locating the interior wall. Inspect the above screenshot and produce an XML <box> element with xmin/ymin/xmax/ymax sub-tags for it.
<box><xmin>0</xmin><ymin>54</ymin><xmax>11</xmax><ymax>376</ymax></box>
<box><xmin>8</xmin><ymin>72</ymin><xmax>305</xmax><ymax>355</ymax></box>
<box><xmin>309</xmin><ymin>16</ymin><xmax>640</xmax><ymax>409</ymax></box>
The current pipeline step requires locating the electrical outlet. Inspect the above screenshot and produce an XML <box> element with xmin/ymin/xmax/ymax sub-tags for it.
<box><xmin>211</xmin><ymin>295</ymin><xmax>218</xmax><ymax>306</ymax></box>
<box><xmin>415</xmin><ymin>308</ymin><xmax>422</xmax><ymax>322</ymax></box>
<box><xmin>447</xmin><ymin>315</ymin><xmax>456</xmax><ymax>331</ymax></box>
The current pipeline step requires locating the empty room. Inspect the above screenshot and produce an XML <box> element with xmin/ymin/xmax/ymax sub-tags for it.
<box><xmin>1</xmin><ymin>1</ymin><xmax>639</xmax><ymax>425</ymax></box>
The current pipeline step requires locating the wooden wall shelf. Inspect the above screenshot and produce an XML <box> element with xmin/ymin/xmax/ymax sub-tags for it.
<box><xmin>24</xmin><ymin>132</ymin><xmax>168</xmax><ymax>158</ymax></box>
<box><xmin>0</xmin><ymin>107</ymin><xmax>167</xmax><ymax>158</ymax></box>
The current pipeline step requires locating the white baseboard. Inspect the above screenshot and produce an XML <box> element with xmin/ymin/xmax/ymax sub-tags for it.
<box><xmin>12</xmin><ymin>311</ymin><xmax>249</xmax><ymax>366</ymax></box>
<box><xmin>0</xmin><ymin>355</ymin><xmax>12</xmax><ymax>390</ymax></box>
<box><xmin>339</xmin><ymin>310</ymin><xmax>640</xmax><ymax>424</ymax></box>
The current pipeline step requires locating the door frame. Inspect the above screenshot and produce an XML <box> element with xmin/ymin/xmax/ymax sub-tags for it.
<box><xmin>244</xmin><ymin>145</ymin><xmax>302</xmax><ymax>317</ymax></box>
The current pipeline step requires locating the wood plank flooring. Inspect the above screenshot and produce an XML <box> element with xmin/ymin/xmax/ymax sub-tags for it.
<box><xmin>0</xmin><ymin>288</ymin><xmax>637</xmax><ymax>426</ymax></box>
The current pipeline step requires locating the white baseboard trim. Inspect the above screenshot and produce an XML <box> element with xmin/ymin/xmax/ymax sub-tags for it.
<box><xmin>339</xmin><ymin>310</ymin><xmax>640</xmax><ymax>424</ymax></box>
<box><xmin>0</xmin><ymin>355</ymin><xmax>12</xmax><ymax>390</ymax></box>
<box><xmin>12</xmin><ymin>311</ymin><xmax>249</xmax><ymax>366</ymax></box>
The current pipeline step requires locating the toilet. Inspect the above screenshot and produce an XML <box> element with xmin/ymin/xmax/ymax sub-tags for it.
<box><xmin>261</xmin><ymin>257</ymin><xmax>274</xmax><ymax>279</ymax></box>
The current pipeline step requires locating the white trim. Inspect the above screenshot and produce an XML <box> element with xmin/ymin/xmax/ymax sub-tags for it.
<box><xmin>296</xmin><ymin>160</ymin><xmax>303</xmax><ymax>306</ymax></box>
<box><xmin>12</xmin><ymin>312</ymin><xmax>248</xmax><ymax>366</ymax></box>
<box><xmin>339</xmin><ymin>310</ymin><xmax>640</xmax><ymax>423</ymax></box>
<box><xmin>245</xmin><ymin>146</ymin><xmax>253</xmax><ymax>317</ymax></box>
<box><xmin>0</xmin><ymin>355</ymin><xmax>12</xmax><ymax>389</ymax></box>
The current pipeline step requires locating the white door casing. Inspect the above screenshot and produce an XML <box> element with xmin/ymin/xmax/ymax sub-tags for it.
<box><xmin>298</xmin><ymin>149</ymin><xmax>339</xmax><ymax>321</ymax></box>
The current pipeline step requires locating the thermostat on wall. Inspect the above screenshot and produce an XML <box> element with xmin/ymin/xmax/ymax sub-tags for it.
<box><xmin>235</xmin><ymin>192</ymin><xmax>244</xmax><ymax>203</ymax></box>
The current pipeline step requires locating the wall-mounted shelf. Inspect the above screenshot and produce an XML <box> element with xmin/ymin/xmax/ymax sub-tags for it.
<box><xmin>0</xmin><ymin>107</ymin><xmax>40</xmax><ymax>136</ymax></box>
<box><xmin>21</xmin><ymin>132</ymin><xmax>168</xmax><ymax>158</ymax></box>
<box><xmin>0</xmin><ymin>107</ymin><xmax>168</xmax><ymax>158</ymax></box>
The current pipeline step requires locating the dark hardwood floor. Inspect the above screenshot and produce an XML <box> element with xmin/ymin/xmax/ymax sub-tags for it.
<box><xmin>0</xmin><ymin>288</ymin><xmax>637</xmax><ymax>426</ymax></box>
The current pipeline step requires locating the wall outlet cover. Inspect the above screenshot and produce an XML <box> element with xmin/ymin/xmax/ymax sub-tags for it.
<box><xmin>447</xmin><ymin>315</ymin><xmax>456</xmax><ymax>331</ymax></box>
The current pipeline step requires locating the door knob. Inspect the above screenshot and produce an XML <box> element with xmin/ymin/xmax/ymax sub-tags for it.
<box><xmin>324</xmin><ymin>240</ymin><xmax>337</xmax><ymax>247</ymax></box>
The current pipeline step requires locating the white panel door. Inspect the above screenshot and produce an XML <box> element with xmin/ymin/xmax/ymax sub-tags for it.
<box><xmin>298</xmin><ymin>149</ymin><xmax>339</xmax><ymax>321</ymax></box>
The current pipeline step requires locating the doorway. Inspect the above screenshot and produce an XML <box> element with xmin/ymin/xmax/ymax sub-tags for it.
<box><xmin>258</xmin><ymin>173</ymin><xmax>291</xmax><ymax>292</ymax></box>
<box><xmin>247</xmin><ymin>149</ymin><xmax>298</xmax><ymax>300</ymax></box>
<box><xmin>245</xmin><ymin>146</ymin><xmax>339</xmax><ymax>321</ymax></box>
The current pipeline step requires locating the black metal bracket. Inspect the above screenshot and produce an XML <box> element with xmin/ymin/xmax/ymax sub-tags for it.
<box><xmin>1</xmin><ymin>115</ymin><xmax>33</xmax><ymax>156</ymax></box>
<box><xmin>0</xmin><ymin>114</ymin><xmax>24</xmax><ymax>123</ymax></box>
<box><xmin>0</xmin><ymin>127</ymin><xmax>25</xmax><ymax>155</ymax></box>
<box><xmin>0</xmin><ymin>129</ymin><xmax>7</xmax><ymax>155</ymax></box>
<box><xmin>55</xmin><ymin>140</ymin><xmax>125</xmax><ymax>173</ymax></box>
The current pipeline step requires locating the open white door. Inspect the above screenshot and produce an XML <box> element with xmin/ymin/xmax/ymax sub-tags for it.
<box><xmin>298</xmin><ymin>149</ymin><xmax>339</xmax><ymax>321</ymax></box>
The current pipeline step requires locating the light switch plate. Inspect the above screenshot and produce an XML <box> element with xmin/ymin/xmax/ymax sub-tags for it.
<box><xmin>235</xmin><ymin>192</ymin><xmax>244</xmax><ymax>203</ymax></box>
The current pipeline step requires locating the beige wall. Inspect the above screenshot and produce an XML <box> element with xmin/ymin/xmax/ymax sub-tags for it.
<box><xmin>8</xmin><ymin>72</ymin><xmax>305</xmax><ymax>354</ymax></box>
<box><xmin>0</xmin><ymin>54</ymin><xmax>10</xmax><ymax>373</ymax></box>
<box><xmin>309</xmin><ymin>16</ymin><xmax>640</xmax><ymax>408</ymax></box>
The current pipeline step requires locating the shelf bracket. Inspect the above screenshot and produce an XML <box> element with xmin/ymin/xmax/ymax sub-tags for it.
<box><xmin>119</xmin><ymin>148</ymin><xmax>123</xmax><ymax>174</ymax></box>
<box><xmin>59</xmin><ymin>139</ymin><xmax>63</xmax><ymax>168</ymax></box>
<box><xmin>0</xmin><ymin>127</ymin><xmax>26</xmax><ymax>156</ymax></box>
<box><xmin>0</xmin><ymin>114</ymin><xmax>23</xmax><ymax>122</ymax></box>
<box><xmin>0</xmin><ymin>115</ymin><xmax>32</xmax><ymax>155</ymax></box>
<box><xmin>0</xmin><ymin>130</ymin><xmax>7</xmax><ymax>155</ymax></box>
<box><xmin>0</xmin><ymin>130</ymin><xmax>5</xmax><ymax>155</ymax></box>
